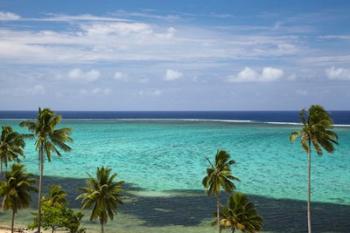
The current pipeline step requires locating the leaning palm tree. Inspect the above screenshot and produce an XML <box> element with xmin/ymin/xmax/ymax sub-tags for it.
<box><xmin>0</xmin><ymin>126</ymin><xmax>26</xmax><ymax>175</ymax></box>
<box><xmin>20</xmin><ymin>108</ymin><xmax>72</xmax><ymax>233</ymax></box>
<box><xmin>290</xmin><ymin>105</ymin><xmax>338</xmax><ymax>233</ymax></box>
<box><xmin>0</xmin><ymin>163</ymin><xmax>37</xmax><ymax>233</ymax></box>
<box><xmin>77</xmin><ymin>167</ymin><xmax>124</xmax><ymax>233</ymax></box>
<box><xmin>203</xmin><ymin>150</ymin><xmax>239</xmax><ymax>233</ymax></box>
<box><xmin>216</xmin><ymin>192</ymin><xmax>263</xmax><ymax>233</ymax></box>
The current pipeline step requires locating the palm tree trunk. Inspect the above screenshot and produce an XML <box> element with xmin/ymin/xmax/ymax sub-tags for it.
<box><xmin>11</xmin><ymin>209</ymin><xmax>15</xmax><ymax>233</ymax></box>
<box><xmin>307</xmin><ymin>148</ymin><xmax>312</xmax><ymax>233</ymax></box>
<box><xmin>37</xmin><ymin>146</ymin><xmax>44</xmax><ymax>233</ymax></box>
<box><xmin>216</xmin><ymin>194</ymin><xmax>221</xmax><ymax>233</ymax></box>
<box><xmin>101</xmin><ymin>222</ymin><xmax>104</xmax><ymax>233</ymax></box>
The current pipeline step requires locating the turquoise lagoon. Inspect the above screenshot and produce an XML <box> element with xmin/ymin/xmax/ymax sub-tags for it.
<box><xmin>2</xmin><ymin>119</ymin><xmax>350</xmax><ymax>204</ymax></box>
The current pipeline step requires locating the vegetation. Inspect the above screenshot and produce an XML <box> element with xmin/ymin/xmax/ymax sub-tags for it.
<box><xmin>290</xmin><ymin>105</ymin><xmax>338</xmax><ymax>233</ymax></box>
<box><xmin>29</xmin><ymin>185</ymin><xmax>86</xmax><ymax>233</ymax></box>
<box><xmin>0</xmin><ymin>126</ymin><xmax>26</xmax><ymax>175</ymax></box>
<box><xmin>0</xmin><ymin>163</ymin><xmax>37</xmax><ymax>233</ymax></box>
<box><xmin>77</xmin><ymin>166</ymin><xmax>124</xmax><ymax>233</ymax></box>
<box><xmin>203</xmin><ymin>150</ymin><xmax>239</xmax><ymax>233</ymax></box>
<box><xmin>0</xmin><ymin>105</ymin><xmax>342</xmax><ymax>233</ymax></box>
<box><xmin>20</xmin><ymin>108</ymin><xmax>73</xmax><ymax>233</ymax></box>
<box><xmin>216</xmin><ymin>192</ymin><xmax>263</xmax><ymax>233</ymax></box>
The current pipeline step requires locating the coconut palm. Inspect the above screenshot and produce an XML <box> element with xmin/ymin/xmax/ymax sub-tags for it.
<box><xmin>77</xmin><ymin>167</ymin><xmax>124</xmax><ymax>233</ymax></box>
<box><xmin>20</xmin><ymin>108</ymin><xmax>72</xmax><ymax>233</ymax></box>
<box><xmin>290</xmin><ymin>105</ymin><xmax>338</xmax><ymax>233</ymax></box>
<box><xmin>0</xmin><ymin>126</ymin><xmax>26</xmax><ymax>175</ymax></box>
<box><xmin>0</xmin><ymin>163</ymin><xmax>37</xmax><ymax>233</ymax></box>
<box><xmin>203</xmin><ymin>150</ymin><xmax>239</xmax><ymax>233</ymax></box>
<box><xmin>216</xmin><ymin>192</ymin><xmax>262</xmax><ymax>233</ymax></box>
<box><xmin>42</xmin><ymin>185</ymin><xmax>67</xmax><ymax>207</ymax></box>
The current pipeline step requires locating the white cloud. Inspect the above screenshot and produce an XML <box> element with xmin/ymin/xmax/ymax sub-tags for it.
<box><xmin>261</xmin><ymin>67</ymin><xmax>284</xmax><ymax>81</ymax></box>
<box><xmin>138</xmin><ymin>89</ymin><xmax>162</xmax><ymax>96</ymax></box>
<box><xmin>81</xmin><ymin>22</ymin><xmax>152</xmax><ymax>36</ymax></box>
<box><xmin>113</xmin><ymin>72</ymin><xmax>128</xmax><ymax>81</ymax></box>
<box><xmin>228</xmin><ymin>67</ymin><xmax>284</xmax><ymax>82</ymax></box>
<box><xmin>68</xmin><ymin>68</ymin><xmax>100</xmax><ymax>82</ymax></box>
<box><xmin>0</xmin><ymin>14</ymin><xmax>302</xmax><ymax>64</ymax></box>
<box><xmin>0</xmin><ymin>84</ymin><xmax>45</xmax><ymax>96</ymax></box>
<box><xmin>39</xmin><ymin>14</ymin><xmax>129</xmax><ymax>22</ymax></box>
<box><xmin>164</xmin><ymin>69</ymin><xmax>183</xmax><ymax>81</ymax></box>
<box><xmin>79</xmin><ymin>88</ymin><xmax>111</xmax><ymax>95</ymax></box>
<box><xmin>325</xmin><ymin>67</ymin><xmax>350</xmax><ymax>80</ymax></box>
<box><xmin>296</xmin><ymin>89</ymin><xmax>308</xmax><ymax>96</ymax></box>
<box><xmin>0</xmin><ymin>12</ymin><xmax>20</xmax><ymax>21</ymax></box>
<box><xmin>320</xmin><ymin>35</ymin><xmax>350</xmax><ymax>40</ymax></box>
<box><xmin>31</xmin><ymin>84</ymin><xmax>46</xmax><ymax>95</ymax></box>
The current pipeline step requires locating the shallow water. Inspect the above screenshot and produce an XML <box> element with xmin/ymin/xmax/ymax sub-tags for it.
<box><xmin>2</xmin><ymin>120</ymin><xmax>349</xmax><ymax>204</ymax></box>
<box><xmin>0</xmin><ymin>120</ymin><xmax>350</xmax><ymax>232</ymax></box>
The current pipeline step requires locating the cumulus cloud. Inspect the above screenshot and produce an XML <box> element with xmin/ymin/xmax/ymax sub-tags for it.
<box><xmin>325</xmin><ymin>67</ymin><xmax>350</xmax><ymax>80</ymax></box>
<box><xmin>228</xmin><ymin>67</ymin><xmax>284</xmax><ymax>82</ymax></box>
<box><xmin>68</xmin><ymin>68</ymin><xmax>100</xmax><ymax>82</ymax></box>
<box><xmin>164</xmin><ymin>69</ymin><xmax>183</xmax><ymax>81</ymax></box>
<box><xmin>0</xmin><ymin>12</ymin><xmax>20</xmax><ymax>21</ymax></box>
<box><xmin>113</xmin><ymin>72</ymin><xmax>128</xmax><ymax>81</ymax></box>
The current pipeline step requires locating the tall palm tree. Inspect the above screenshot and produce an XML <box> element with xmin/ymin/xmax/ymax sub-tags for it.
<box><xmin>0</xmin><ymin>163</ymin><xmax>37</xmax><ymax>233</ymax></box>
<box><xmin>20</xmin><ymin>108</ymin><xmax>72</xmax><ymax>233</ymax></box>
<box><xmin>0</xmin><ymin>126</ymin><xmax>26</xmax><ymax>175</ymax></box>
<box><xmin>202</xmin><ymin>150</ymin><xmax>239</xmax><ymax>233</ymax></box>
<box><xmin>290</xmin><ymin>105</ymin><xmax>338</xmax><ymax>233</ymax></box>
<box><xmin>216</xmin><ymin>192</ymin><xmax>262</xmax><ymax>233</ymax></box>
<box><xmin>77</xmin><ymin>167</ymin><xmax>124</xmax><ymax>233</ymax></box>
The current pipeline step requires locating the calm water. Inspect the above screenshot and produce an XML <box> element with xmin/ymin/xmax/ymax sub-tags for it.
<box><xmin>1</xmin><ymin>116</ymin><xmax>349</xmax><ymax>204</ymax></box>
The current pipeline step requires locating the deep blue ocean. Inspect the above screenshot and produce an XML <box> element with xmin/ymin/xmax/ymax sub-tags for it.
<box><xmin>1</xmin><ymin>111</ymin><xmax>350</xmax><ymax>124</ymax></box>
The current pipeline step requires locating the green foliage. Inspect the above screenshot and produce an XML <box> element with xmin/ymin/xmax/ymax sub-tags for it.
<box><xmin>216</xmin><ymin>192</ymin><xmax>263</xmax><ymax>233</ymax></box>
<box><xmin>77</xmin><ymin>166</ymin><xmax>124</xmax><ymax>225</ymax></box>
<box><xmin>20</xmin><ymin>108</ymin><xmax>73</xmax><ymax>161</ymax></box>
<box><xmin>0</xmin><ymin>126</ymin><xmax>26</xmax><ymax>173</ymax></box>
<box><xmin>290</xmin><ymin>105</ymin><xmax>338</xmax><ymax>155</ymax></box>
<box><xmin>20</xmin><ymin>108</ymin><xmax>73</xmax><ymax>232</ymax></box>
<box><xmin>0</xmin><ymin>163</ymin><xmax>37</xmax><ymax>233</ymax></box>
<box><xmin>0</xmin><ymin>163</ymin><xmax>36</xmax><ymax>212</ymax></box>
<box><xmin>42</xmin><ymin>185</ymin><xmax>67</xmax><ymax>207</ymax></box>
<box><xmin>29</xmin><ymin>185</ymin><xmax>85</xmax><ymax>233</ymax></box>
<box><xmin>202</xmin><ymin>150</ymin><xmax>239</xmax><ymax>196</ymax></box>
<box><xmin>63</xmin><ymin>208</ymin><xmax>86</xmax><ymax>233</ymax></box>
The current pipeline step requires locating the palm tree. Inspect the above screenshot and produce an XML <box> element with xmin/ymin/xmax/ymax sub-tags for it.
<box><xmin>203</xmin><ymin>150</ymin><xmax>239</xmax><ymax>233</ymax></box>
<box><xmin>20</xmin><ymin>108</ymin><xmax>72</xmax><ymax>233</ymax></box>
<box><xmin>77</xmin><ymin>167</ymin><xmax>124</xmax><ymax>233</ymax></box>
<box><xmin>216</xmin><ymin>192</ymin><xmax>262</xmax><ymax>233</ymax></box>
<box><xmin>0</xmin><ymin>163</ymin><xmax>37</xmax><ymax>233</ymax></box>
<box><xmin>0</xmin><ymin>126</ymin><xmax>26</xmax><ymax>175</ymax></box>
<box><xmin>42</xmin><ymin>185</ymin><xmax>67</xmax><ymax>207</ymax></box>
<box><xmin>290</xmin><ymin>105</ymin><xmax>338</xmax><ymax>233</ymax></box>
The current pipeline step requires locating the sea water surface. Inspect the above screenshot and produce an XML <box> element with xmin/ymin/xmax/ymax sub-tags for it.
<box><xmin>0</xmin><ymin>111</ymin><xmax>350</xmax><ymax>232</ymax></box>
<box><xmin>1</xmin><ymin>111</ymin><xmax>349</xmax><ymax>203</ymax></box>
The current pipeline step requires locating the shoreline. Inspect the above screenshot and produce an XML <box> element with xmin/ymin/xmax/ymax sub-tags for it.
<box><xmin>1</xmin><ymin>175</ymin><xmax>350</xmax><ymax>233</ymax></box>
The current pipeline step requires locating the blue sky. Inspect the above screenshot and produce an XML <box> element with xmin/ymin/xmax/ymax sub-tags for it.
<box><xmin>1</xmin><ymin>0</ymin><xmax>350</xmax><ymax>110</ymax></box>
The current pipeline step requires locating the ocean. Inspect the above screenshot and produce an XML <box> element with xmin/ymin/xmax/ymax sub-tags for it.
<box><xmin>0</xmin><ymin>111</ymin><xmax>349</xmax><ymax>232</ymax></box>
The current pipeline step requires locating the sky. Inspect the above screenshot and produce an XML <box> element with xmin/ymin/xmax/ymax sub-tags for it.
<box><xmin>0</xmin><ymin>0</ymin><xmax>350</xmax><ymax>111</ymax></box>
